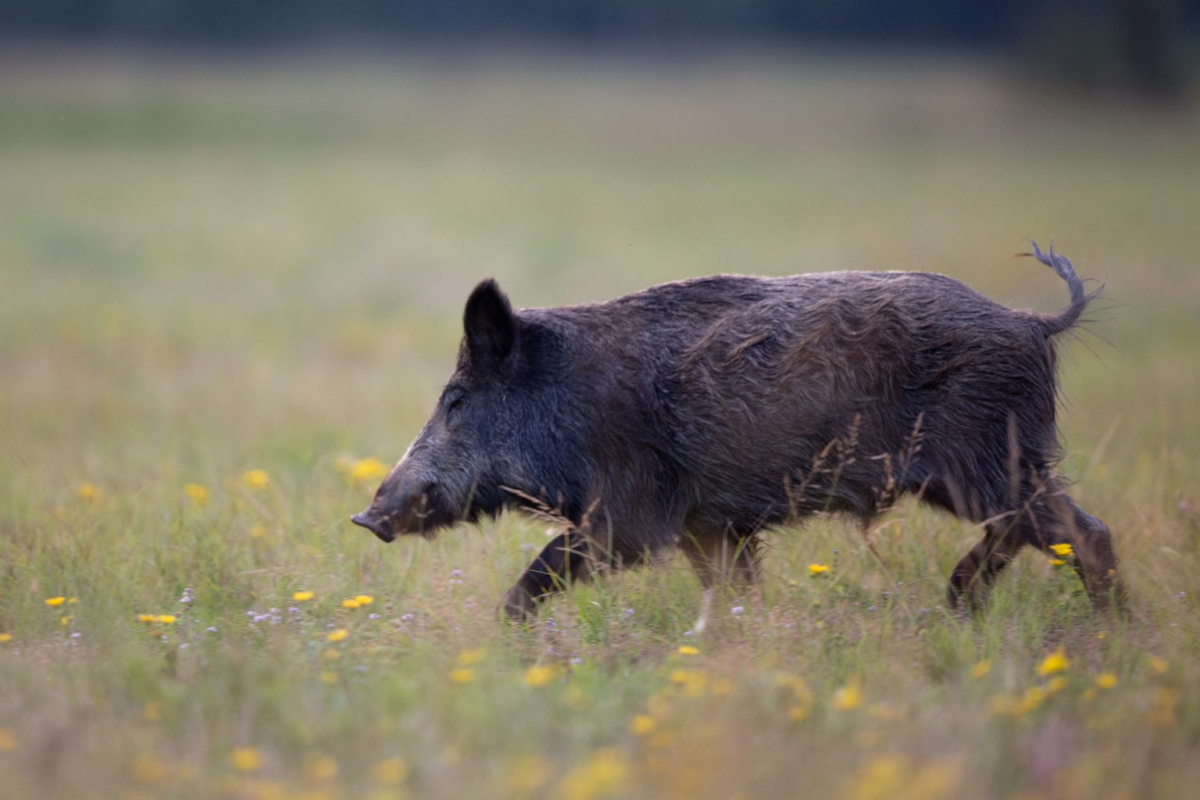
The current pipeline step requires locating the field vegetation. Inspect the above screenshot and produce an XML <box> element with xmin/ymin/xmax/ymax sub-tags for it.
<box><xmin>1</xmin><ymin>51</ymin><xmax>1198</xmax><ymax>799</ymax></box>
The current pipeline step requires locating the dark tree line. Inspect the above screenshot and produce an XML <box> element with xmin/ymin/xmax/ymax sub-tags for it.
<box><xmin>2</xmin><ymin>1</ymin><xmax>1013</xmax><ymax>44</ymax></box>
<box><xmin>2</xmin><ymin>0</ymin><xmax>1192</xmax><ymax>97</ymax></box>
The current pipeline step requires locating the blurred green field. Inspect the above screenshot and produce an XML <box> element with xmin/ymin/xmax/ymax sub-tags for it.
<box><xmin>1</xmin><ymin>52</ymin><xmax>1199</xmax><ymax>800</ymax></box>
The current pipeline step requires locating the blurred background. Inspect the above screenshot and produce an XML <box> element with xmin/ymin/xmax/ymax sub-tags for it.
<box><xmin>3</xmin><ymin>0</ymin><xmax>1200</xmax><ymax>487</ymax></box>
<box><xmin>2</xmin><ymin>1</ymin><xmax>1198</xmax><ymax>468</ymax></box>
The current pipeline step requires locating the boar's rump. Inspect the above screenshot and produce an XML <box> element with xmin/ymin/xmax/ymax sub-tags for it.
<box><xmin>352</xmin><ymin>243</ymin><xmax>1125</xmax><ymax>619</ymax></box>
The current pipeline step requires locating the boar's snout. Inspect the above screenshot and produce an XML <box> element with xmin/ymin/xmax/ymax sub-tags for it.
<box><xmin>350</xmin><ymin>510</ymin><xmax>396</xmax><ymax>543</ymax></box>
<box><xmin>351</xmin><ymin>467</ymin><xmax>449</xmax><ymax>542</ymax></box>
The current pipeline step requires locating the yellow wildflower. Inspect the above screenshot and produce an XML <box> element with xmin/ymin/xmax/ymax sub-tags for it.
<box><xmin>241</xmin><ymin>469</ymin><xmax>270</xmax><ymax>492</ymax></box>
<box><xmin>1049</xmin><ymin>543</ymin><xmax>1074</xmax><ymax>557</ymax></box>
<box><xmin>1044</xmin><ymin>676</ymin><xmax>1068</xmax><ymax>695</ymax></box>
<box><xmin>184</xmin><ymin>483</ymin><xmax>210</xmax><ymax>506</ymax></box>
<box><xmin>833</xmin><ymin>682</ymin><xmax>863</xmax><ymax>711</ymax></box>
<box><xmin>847</xmin><ymin>756</ymin><xmax>908</xmax><ymax>800</ymax></box>
<box><xmin>156</xmin><ymin>615</ymin><xmax>176</xmax><ymax>624</ymax></box>
<box><xmin>305</xmin><ymin>755</ymin><xmax>339</xmax><ymax>781</ymax></box>
<box><xmin>668</xmin><ymin>668</ymin><xmax>708</xmax><ymax>696</ymax></box>
<box><xmin>524</xmin><ymin>664</ymin><xmax>558</xmax><ymax>687</ymax></box>
<box><xmin>293</xmin><ymin>590</ymin><xmax>315</xmax><ymax>602</ymax></box>
<box><xmin>450</xmin><ymin>668</ymin><xmax>475</xmax><ymax>684</ymax></box>
<box><xmin>138</xmin><ymin>614</ymin><xmax>157</xmax><ymax>623</ymax></box>
<box><xmin>326</xmin><ymin>629</ymin><xmax>349</xmax><ymax>643</ymax></box>
<box><xmin>354</xmin><ymin>594</ymin><xmax>374</xmax><ymax>606</ymax></box>
<box><xmin>230</xmin><ymin>748</ymin><xmax>261</xmax><ymax>772</ymax></box>
<box><xmin>677</xmin><ymin>645</ymin><xmax>699</xmax><ymax>656</ymax></box>
<box><xmin>970</xmin><ymin>660</ymin><xmax>991</xmax><ymax>679</ymax></box>
<box><xmin>45</xmin><ymin>596</ymin><xmax>66</xmax><ymax>607</ymax></box>
<box><xmin>374</xmin><ymin>757</ymin><xmax>409</xmax><ymax>785</ymax></box>
<box><xmin>60</xmin><ymin>616</ymin><xmax>71</xmax><ymax>627</ymax></box>
<box><xmin>0</xmin><ymin>633</ymin><xmax>12</xmax><ymax>643</ymax></box>
<box><xmin>457</xmin><ymin>648</ymin><xmax>486</xmax><ymax>665</ymax></box>
<box><xmin>1095</xmin><ymin>673</ymin><xmax>1118</xmax><ymax>689</ymax></box>
<box><xmin>78</xmin><ymin>483</ymin><xmax>101</xmax><ymax>502</ymax></box>
<box><xmin>1016</xmin><ymin>686</ymin><xmax>1046</xmax><ymax>716</ymax></box>
<box><xmin>1037</xmin><ymin>648</ymin><xmax>1070</xmax><ymax>676</ymax></box>
<box><xmin>558</xmin><ymin>748</ymin><xmax>629</xmax><ymax>800</ymax></box>
<box><xmin>349</xmin><ymin>458</ymin><xmax>389</xmax><ymax>487</ymax></box>
<box><xmin>0</xmin><ymin>728</ymin><xmax>16</xmax><ymax>751</ymax></box>
<box><xmin>1147</xmin><ymin>656</ymin><xmax>1169</xmax><ymax>675</ymax></box>
<box><xmin>342</xmin><ymin>598</ymin><xmax>361</xmax><ymax>609</ymax></box>
<box><xmin>629</xmin><ymin>714</ymin><xmax>656</xmax><ymax>735</ymax></box>
<box><xmin>808</xmin><ymin>563</ymin><xmax>830</xmax><ymax>576</ymax></box>
<box><xmin>1049</xmin><ymin>559</ymin><xmax>1066</xmax><ymax>566</ymax></box>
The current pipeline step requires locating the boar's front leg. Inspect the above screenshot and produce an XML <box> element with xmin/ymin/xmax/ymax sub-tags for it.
<box><xmin>502</xmin><ymin>531</ymin><xmax>594</xmax><ymax>620</ymax></box>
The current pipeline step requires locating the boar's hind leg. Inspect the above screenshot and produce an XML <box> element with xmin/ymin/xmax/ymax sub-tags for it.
<box><xmin>1026</xmin><ymin>494</ymin><xmax>1128</xmax><ymax>612</ymax></box>
<box><xmin>947</xmin><ymin>526</ymin><xmax>1024</xmax><ymax>614</ymax></box>
<box><xmin>502</xmin><ymin>531</ymin><xmax>593</xmax><ymax>621</ymax></box>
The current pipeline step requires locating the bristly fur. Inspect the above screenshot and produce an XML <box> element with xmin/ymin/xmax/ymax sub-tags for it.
<box><xmin>353</xmin><ymin>245</ymin><xmax>1126</xmax><ymax>618</ymax></box>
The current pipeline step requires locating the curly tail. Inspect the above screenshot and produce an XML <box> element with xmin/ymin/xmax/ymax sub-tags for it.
<box><xmin>1019</xmin><ymin>240</ymin><xmax>1101</xmax><ymax>336</ymax></box>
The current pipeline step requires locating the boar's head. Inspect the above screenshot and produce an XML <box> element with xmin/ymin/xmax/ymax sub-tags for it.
<box><xmin>351</xmin><ymin>279</ymin><xmax>576</xmax><ymax>542</ymax></box>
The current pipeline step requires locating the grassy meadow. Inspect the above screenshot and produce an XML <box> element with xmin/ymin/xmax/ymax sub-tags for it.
<box><xmin>1</xmin><ymin>51</ymin><xmax>1199</xmax><ymax>799</ymax></box>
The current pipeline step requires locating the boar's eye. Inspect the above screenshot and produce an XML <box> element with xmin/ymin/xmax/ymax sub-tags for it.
<box><xmin>444</xmin><ymin>390</ymin><xmax>468</xmax><ymax>418</ymax></box>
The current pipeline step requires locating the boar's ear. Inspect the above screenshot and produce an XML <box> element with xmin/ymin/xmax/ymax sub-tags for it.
<box><xmin>463</xmin><ymin>278</ymin><xmax>517</xmax><ymax>369</ymax></box>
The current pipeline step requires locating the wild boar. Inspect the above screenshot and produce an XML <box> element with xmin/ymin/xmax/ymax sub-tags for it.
<box><xmin>351</xmin><ymin>243</ymin><xmax>1124</xmax><ymax>619</ymax></box>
